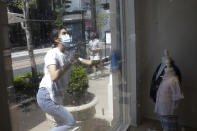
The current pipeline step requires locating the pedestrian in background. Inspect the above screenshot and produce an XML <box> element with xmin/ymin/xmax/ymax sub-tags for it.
<box><xmin>88</xmin><ymin>32</ymin><xmax>103</xmax><ymax>78</ymax></box>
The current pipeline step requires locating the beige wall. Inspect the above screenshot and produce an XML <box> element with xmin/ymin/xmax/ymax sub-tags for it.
<box><xmin>135</xmin><ymin>0</ymin><xmax>197</xmax><ymax>128</ymax></box>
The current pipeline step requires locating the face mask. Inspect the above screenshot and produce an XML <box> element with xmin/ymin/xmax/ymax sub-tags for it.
<box><xmin>62</xmin><ymin>41</ymin><xmax>70</xmax><ymax>48</ymax></box>
<box><xmin>60</xmin><ymin>34</ymin><xmax>71</xmax><ymax>48</ymax></box>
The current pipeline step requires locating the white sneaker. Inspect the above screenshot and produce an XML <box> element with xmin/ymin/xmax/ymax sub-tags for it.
<box><xmin>89</xmin><ymin>73</ymin><xmax>97</xmax><ymax>80</ymax></box>
<box><xmin>78</xmin><ymin>57</ymin><xmax>84</xmax><ymax>61</ymax></box>
<box><xmin>101</xmin><ymin>56</ymin><xmax>110</xmax><ymax>62</ymax></box>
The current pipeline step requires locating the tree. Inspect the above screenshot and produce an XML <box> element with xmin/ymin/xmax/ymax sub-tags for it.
<box><xmin>96</xmin><ymin>10</ymin><xmax>109</xmax><ymax>29</ymax></box>
<box><xmin>91</xmin><ymin>0</ymin><xmax>97</xmax><ymax>32</ymax></box>
<box><xmin>22</xmin><ymin>0</ymin><xmax>38</xmax><ymax>91</ymax></box>
<box><xmin>54</xmin><ymin>3</ymin><xmax>67</xmax><ymax>27</ymax></box>
<box><xmin>8</xmin><ymin>0</ymin><xmax>38</xmax><ymax>92</ymax></box>
<box><xmin>54</xmin><ymin>1</ymin><xmax>71</xmax><ymax>28</ymax></box>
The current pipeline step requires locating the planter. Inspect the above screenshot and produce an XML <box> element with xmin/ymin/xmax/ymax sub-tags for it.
<box><xmin>46</xmin><ymin>92</ymin><xmax>98</xmax><ymax>129</ymax></box>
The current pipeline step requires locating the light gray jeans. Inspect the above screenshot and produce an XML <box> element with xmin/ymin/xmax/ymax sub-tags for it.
<box><xmin>37</xmin><ymin>87</ymin><xmax>75</xmax><ymax>131</ymax></box>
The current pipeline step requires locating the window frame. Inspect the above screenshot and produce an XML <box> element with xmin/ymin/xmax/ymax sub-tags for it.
<box><xmin>111</xmin><ymin>0</ymin><xmax>139</xmax><ymax>130</ymax></box>
<box><xmin>0</xmin><ymin>2</ymin><xmax>13</xmax><ymax>131</ymax></box>
<box><xmin>110</xmin><ymin>0</ymin><xmax>136</xmax><ymax>130</ymax></box>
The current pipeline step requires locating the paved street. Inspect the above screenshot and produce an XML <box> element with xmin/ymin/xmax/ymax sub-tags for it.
<box><xmin>11</xmin><ymin>48</ymin><xmax>50</xmax><ymax>76</ymax></box>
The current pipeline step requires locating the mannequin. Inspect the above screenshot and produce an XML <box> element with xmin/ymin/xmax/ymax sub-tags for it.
<box><xmin>164</xmin><ymin>57</ymin><xmax>175</xmax><ymax>76</ymax></box>
<box><xmin>150</xmin><ymin>50</ymin><xmax>182</xmax><ymax>102</ymax></box>
<box><xmin>156</xmin><ymin>50</ymin><xmax>170</xmax><ymax>80</ymax></box>
<box><xmin>155</xmin><ymin>56</ymin><xmax>184</xmax><ymax>131</ymax></box>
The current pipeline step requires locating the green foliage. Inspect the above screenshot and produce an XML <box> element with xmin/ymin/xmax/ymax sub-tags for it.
<box><xmin>13</xmin><ymin>72</ymin><xmax>43</xmax><ymax>95</ymax></box>
<box><xmin>54</xmin><ymin>14</ymin><xmax>64</xmax><ymax>28</ymax></box>
<box><xmin>67</xmin><ymin>65</ymin><xmax>89</xmax><ymax>97</ymax></box>
<box><xmin>8</xmin><ymin>0</ymin><xmax>23</xmax><ymax>9</ymax></box>
<box><xmin>54</xmin><ymin>3</ymin><xmax>67</xmax><ymax>27</ymax></box>
<box><xmin>96</xmin><ymin>11</ymin><xmax>109</xmax><ymax>28</ymax></box>
<box><xmin>8</xmin><ymin>0</ymin><xmax>37</xmax><ymax>10</ymax></box>
<box><xmin>29</xmin><ymin>0</ymin><xmax>36</xmax><ymax>5</ymax></box>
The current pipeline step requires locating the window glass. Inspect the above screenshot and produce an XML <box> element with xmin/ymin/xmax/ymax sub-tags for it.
<box><xmin>7</xmin><ymin>0</ymin><xmax>124</xmax><ymax>130</ymax></box>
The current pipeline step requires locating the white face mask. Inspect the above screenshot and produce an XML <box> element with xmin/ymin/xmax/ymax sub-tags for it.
<box><xmin>60</xmin><ymin>34</ymin><xmax>71</xmax><ymax>47</ymax></box>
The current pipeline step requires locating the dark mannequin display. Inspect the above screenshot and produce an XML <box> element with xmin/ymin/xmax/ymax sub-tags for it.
<box><xmin>150</xmin><ymin>50</ymin><xmax>182</xmax><ymax>102</ymax></box>
<box><xmin>154</xmin><ymin>56</ymin><xmax>184</xmax><ymax>131</ymax></box>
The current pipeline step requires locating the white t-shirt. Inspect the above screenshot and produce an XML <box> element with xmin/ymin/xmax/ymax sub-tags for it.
<box><xmin>39</xmin><ymin>48</ymin><xmax>72</xmax><ymax>104</ymax></box>
<box><xmin>88</xmin><ymin>39</ymin><xmax>101</xmax><ymax>60</ymax></box>
<box><xmin>154</xmin><ymin>74</ymin><xmax>184</xmax><ymax>115</ymax></box>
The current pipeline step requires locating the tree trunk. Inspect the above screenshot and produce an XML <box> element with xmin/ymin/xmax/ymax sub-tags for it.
<box><xmin>91</xmin><ymin>0</ymin><xmax>97</xmax><ymax>32</ymax></box>
<box><xmin>22</xmin><ymin>0</ymin><xmax>38</xmax><ymax>92</ymax></box>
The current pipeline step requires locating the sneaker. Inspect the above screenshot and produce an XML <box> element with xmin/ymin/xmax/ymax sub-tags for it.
<box><xmin>78</xmin><ymin>57</ymin><xmax>84</xmax><ymax>61</ymax></box>
<box><xmin>101</xmin><ymin>56</ymin><xmax>110</xmax><ymax>62</ymax></box>
<box><xmin>90</xmin><ymin>75</ymin><xmax>97</xmax><ymax>80</ymax></box>
<box><xmin>89</xmin><ymin>73</ymin><xmax>97</xmax><ymax>80</ymax></box>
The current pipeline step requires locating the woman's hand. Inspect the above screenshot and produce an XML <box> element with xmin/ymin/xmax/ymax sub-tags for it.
<box><xmin>90</xmin><ymin>48</ymin><xmax>102</xmax><ymax>52</ymax></box>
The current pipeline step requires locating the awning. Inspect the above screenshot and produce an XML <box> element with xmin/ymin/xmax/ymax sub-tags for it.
<box><xmin>8</xmin><ymin>12</ymin><xmax>25</xmax><ymax>24</ymax></box>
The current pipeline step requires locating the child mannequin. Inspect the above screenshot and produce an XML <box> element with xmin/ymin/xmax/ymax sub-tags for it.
<box><xmin>155</xmin><ymin>56</ymin><xmax>184</xmax><ymax>131</ymax></box>
<box><xmin>150</xmin><ymin>49</ymin><xmax>182</xmax><ymax>103</ymax></box>
<box><xmin>164</xmin><ymin>57</ymin><xmax>175</xmax><ymax>76</ymax></box>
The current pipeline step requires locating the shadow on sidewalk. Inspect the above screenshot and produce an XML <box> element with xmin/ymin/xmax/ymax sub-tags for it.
<box><xmin>10</xmin><ymin>103</ymin><xmax>49</xmax><ymax>131</ymax></box>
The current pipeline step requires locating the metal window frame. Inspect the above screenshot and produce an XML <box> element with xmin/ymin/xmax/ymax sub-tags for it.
<box><xmin>110</xmin><ymin>0</ymin><xmax>138</xmax><ymax>130</ymax></box>
<box><xmin>0</xmin><ymin>2</ymin><xmax>12</xmax><ymax>131</ymax></box>
<box><xmin>111</xmin><ymin>0</ymin><xmax>139</xmax><ymax>130</ymax></box>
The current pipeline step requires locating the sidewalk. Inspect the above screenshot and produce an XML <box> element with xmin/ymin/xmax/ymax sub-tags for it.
<box><xmin>88</xmin><ymin>64</ymin><xmax>112</xmax><ymax>119</ymax></box>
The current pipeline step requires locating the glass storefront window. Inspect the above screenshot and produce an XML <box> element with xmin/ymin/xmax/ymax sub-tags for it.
<box><xmin>0</xmin><ymin>0</ymin><xmax>129</xmax><ymax>130</ymax></box>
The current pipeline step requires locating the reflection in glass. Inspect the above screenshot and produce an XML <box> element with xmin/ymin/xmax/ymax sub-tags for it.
<box><xmin>7</xmin><ymin>0</ymin><xmax>123</xmax><ymax>130</ymax></box>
